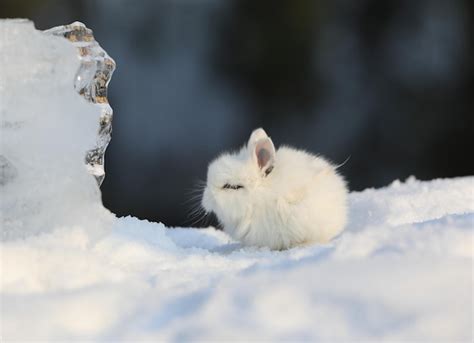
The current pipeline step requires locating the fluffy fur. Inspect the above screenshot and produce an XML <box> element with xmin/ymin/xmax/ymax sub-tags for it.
<box><xmin>202</xmin><ymin>128</ymin><xmax>348</xmax><ymax>250</ymax></box>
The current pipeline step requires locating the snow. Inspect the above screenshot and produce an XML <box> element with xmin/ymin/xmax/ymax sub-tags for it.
<box><xmin>1</xmin><ymin>177</ymin><xmax>473</xmax><ymax>341</ymax></box>
<box><xmin>0</xmin><ymin>19</ymin><xmax>113</xmax><ymax>240</ymax></box>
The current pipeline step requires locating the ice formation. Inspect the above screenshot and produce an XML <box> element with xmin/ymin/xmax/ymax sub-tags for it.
<box><xmin>0</xmin><ymin>19</ymin><xmax>113</xmax><ymax>239</ymax></box>
<box><xmin>44</xmin><ymin>22</ymin><xmax>115</xmax><ymax>185</ymax></box>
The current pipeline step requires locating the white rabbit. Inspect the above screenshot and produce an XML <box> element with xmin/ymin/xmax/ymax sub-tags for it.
<box><xmin>202</xmin><ymin>128</ymin><xmax>348</xmax><ymax>250</ymax></box>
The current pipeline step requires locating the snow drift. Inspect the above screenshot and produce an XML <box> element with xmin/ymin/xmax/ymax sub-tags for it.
<box><xmin>0</xmin><ymin>19</ymin><xmax>113</xmax><ymax>240</ymax></box>
<box><xmin>2</xmin><ymin>177</ymin><xmax>472</xmax><ymax>341</ymax></box>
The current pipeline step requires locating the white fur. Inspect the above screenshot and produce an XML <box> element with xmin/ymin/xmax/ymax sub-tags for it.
<box><xmin>202</xmin><ymin>128</ymin><xmax>348</xmax><ymax>250</ymax></box>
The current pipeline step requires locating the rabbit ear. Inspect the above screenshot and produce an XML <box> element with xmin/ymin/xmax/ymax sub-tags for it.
<box><xmin>248</xmin><ymin>128</ymin><xmax>268</xmax><ymax>146</ymax></box>
<box><xmin>254</xmin><ymin>137</ymin><xmax>275</xmax><ymax>176</ymax></box>
<box><xmin>248</xmin><ymin>128</ymin><xmax>275</xmax><ymax>176</ymax></box>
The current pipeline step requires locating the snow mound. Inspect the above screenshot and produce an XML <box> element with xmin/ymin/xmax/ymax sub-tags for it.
<box><xmin>0</xmin><ymin>19</ymin><xmax>113</xmax><ymax>240</ymax></box>
<box><xmin>1</xmin><ymin>177</ymin><xmax>473</xmax><ymax>341</ymax></box>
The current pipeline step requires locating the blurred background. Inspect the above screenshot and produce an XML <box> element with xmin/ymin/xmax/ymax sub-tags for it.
<box><xmin>2</xmin><ymin>0</ymin><xmax>473</xmax><ymax>227</ymax></box>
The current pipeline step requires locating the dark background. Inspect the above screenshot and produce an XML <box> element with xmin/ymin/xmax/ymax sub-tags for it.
<box><xmin>2</xmin><ymin>0</ymin><xmax>473</xmax><ymax>227</ymax></box>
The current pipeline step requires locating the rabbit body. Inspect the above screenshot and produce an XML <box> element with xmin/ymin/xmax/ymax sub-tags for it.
<box><xmin>202</xmin><ymin>128</ymin><xmax>348</xmax><ymax>250</ymax></box>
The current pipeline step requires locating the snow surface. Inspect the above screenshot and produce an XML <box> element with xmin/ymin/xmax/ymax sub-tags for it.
<box><xmin>1</xmin><ymin>177</ymin><xmax>473</xmax><ymax>341</ymax></box>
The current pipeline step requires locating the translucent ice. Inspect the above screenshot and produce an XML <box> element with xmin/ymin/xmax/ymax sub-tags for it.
<box><xmin>0</xmin><ymin>19</ymin><xmax>113</xmax><ymax>239</ymax></box>
<box><xmin>44</xmin><ymin>22</ymin><xmax>116</xmax><ymax>185</ymax></box>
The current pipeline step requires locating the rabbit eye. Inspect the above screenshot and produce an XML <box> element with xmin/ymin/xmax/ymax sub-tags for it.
<box><xmin>222</xmin><ymin>183</ymin><xmax>244</xmax><ymax>190</ymax></box>
<box><xmin>264</xmin><ymin>165</ymin><xmax>274</xmax><ymax>176</ymax></box>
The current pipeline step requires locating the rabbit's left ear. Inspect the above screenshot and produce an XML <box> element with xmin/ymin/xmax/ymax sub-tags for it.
<box><xmin>253</xmin><ymin>137</ymin><xmax>275</xmax><ymax>176</ymax></box>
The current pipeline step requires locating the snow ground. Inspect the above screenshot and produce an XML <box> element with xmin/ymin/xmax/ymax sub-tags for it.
<box><xmin>1</xmin><ymin>177</ymin><xmax>473</xmax><ymax>341</ymax></box>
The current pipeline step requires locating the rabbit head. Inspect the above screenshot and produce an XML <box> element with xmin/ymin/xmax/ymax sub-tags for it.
<box><xmin>202</xmin><ymin>128</ymin><xmax>275</xmax><ymax>233</ymax></box>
